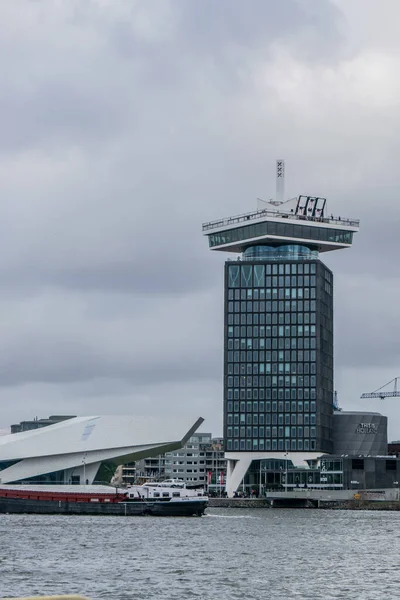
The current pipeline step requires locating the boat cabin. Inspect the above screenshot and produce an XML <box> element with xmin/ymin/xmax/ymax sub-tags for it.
<box><xmin>125</xmin><ymin>480</ymin><xmax>206</xmax><ymax>500</ymax></box>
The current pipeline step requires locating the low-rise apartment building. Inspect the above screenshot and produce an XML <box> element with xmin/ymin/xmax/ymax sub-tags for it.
<box><xmin>120</xmin><ymin>432</ymin><xmax>226</xmax><ymax>490</ymax></box>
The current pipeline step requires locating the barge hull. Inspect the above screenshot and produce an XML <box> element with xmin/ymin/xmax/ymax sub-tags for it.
<box><xmin>0</xmin><ymin>497</ymin><xmax>207</xmax><ymax>517</ymax></box>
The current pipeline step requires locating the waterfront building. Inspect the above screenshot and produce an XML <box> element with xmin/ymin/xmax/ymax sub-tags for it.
<box><xmin>237</xmin><ymin>409</ymin><xmax>388</xmax><ymax>495</ymax></box>
<box><xmin>332</xmin><ymin>411</ymin><xmax>387</xmax><ymax>456</ymax></box>
<box><xmin>388</xmin><ymin>441</ymin><xmax>400</xmax><ymax>456</ymax></box>
<box><xmin>203</xmin><ymin>173</ymin><xmax>359</xmax><ymax>496</ymax></box>
<box><xmin>0</xmin><ymin>414</ymin><xmax>204</xmax><ymax>485</ymax></box>
<box><xmin>165</xmin><ymin>433</ymin><xmax>225</xmax><ymax>488</ymax></box>
<box><xmin>120</xmin><ymin>433</ymin><xmax>226</xmax><ymax>490</ymax></box>
<box><xmin>120</xmin><ymin>456</ymin><xmax>165</xmax><ymax>484</ymax></box>
<box><xmin>10</xmin><ymin>415</ymin><xmax>76</xmax><ymax>434</ymax></box>
<box><xmin>260</xmin><ymin>454</ymin><xmax>400</xmax><ymax>505</ymax></box>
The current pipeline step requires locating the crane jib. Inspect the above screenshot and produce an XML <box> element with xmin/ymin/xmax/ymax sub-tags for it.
<box><xmin>360</xmin><ymin>377</ymin><xmax>400</xmax><ymax>399</ymax></box>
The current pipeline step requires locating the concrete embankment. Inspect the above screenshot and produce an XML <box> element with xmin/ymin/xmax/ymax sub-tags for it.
<box><xmin>208</xmin><ymin>498</ymin><xmax>400</xmax><ymax>510</ymax></box>
<box><xmin>324</xmin><ymin>500</ymin><xmax>400</xmax><ymax>511</ymax></box>
<box><xmin>208</xmin><ymin>498</ymin><xmax>270</xmax><ymax>508</ymax></box>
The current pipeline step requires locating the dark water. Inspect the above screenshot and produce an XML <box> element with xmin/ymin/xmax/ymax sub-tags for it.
<box><xmin>1</xmin><ymin>508</ymin><xmax>399</xmax><ymax>599</ymax></box>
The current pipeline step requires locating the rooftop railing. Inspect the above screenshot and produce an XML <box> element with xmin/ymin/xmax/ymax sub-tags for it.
<box><xmin>202</xmin><ymin>208</ymin><xmax>360</xmax><ymax>233</ymax></box>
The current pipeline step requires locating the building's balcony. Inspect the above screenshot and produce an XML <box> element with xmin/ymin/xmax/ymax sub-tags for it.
<box><xmin>202</xmin><ymin>206</ymin><xmax>359</xmax><ymax>233</ymax></box>
<box><xmin>203</xmin><ymin>206</ymin><xmax>359</xmax><ymax>254</ymax></box>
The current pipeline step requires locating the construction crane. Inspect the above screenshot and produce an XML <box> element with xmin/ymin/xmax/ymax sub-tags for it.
<box><xmin>360</xmin><ymin>377</ymin><xmax>400</xmax><ymax>400</ymax></box>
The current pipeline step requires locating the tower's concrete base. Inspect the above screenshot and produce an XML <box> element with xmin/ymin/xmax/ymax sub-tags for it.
<box><xmin>225</xmin><ymin>452</ymin><xmax>322</xmax><ymax>498</ymax></box>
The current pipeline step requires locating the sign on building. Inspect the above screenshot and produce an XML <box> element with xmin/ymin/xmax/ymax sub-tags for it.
<box><xmin>355</xmin><ymin>423</ymin><xmax>378</xmax><ymax>434</ymax></box>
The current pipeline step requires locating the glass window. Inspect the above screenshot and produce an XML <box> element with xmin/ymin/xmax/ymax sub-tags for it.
<box><xmin>228</xmin><ymin>265</ymin><xmax>240</xmax><ymax>288</ymax></box>
<box><xmin>241</xmin><ymin>265</ymin><xmax>253</xmax><ymax>288</ymax></box>
<box><xmin>253</xmin><ymin>264</ymin><xmax>265</xmax><ymax>287</ymax></box>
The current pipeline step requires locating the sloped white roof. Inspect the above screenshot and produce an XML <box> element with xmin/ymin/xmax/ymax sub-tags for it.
<box><xmin>0</xmin><ymin>415</ymin><xmax>203</xmax><ymax>460</ymax></box>
<box><xmin>0</xmin><ymin>414</ymin><xmax>204</xmax><ymax>484</ymax></box>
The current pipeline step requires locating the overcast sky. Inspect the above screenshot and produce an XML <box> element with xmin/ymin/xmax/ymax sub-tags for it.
<box><xmin>1</xmin><ymin>0</ymin><xmax>400</xmax><ymax>439</ymax></box>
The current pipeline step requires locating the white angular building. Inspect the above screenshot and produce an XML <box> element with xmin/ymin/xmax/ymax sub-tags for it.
<box><xmin>0</xmin><ymin>414</ymin><xmax>204</xmax><ymax>485</ymax></box>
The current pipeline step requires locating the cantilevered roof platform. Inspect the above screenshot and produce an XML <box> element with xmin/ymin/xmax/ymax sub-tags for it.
<box><xmin>0</xmin><ymin>415</ymin><xmax>205</xmax><ymax>484</ymax></box>
<box><xmin>202</xmin><ymin>198</ymin><xmax>359</xmax><ymax>254</ymax></box>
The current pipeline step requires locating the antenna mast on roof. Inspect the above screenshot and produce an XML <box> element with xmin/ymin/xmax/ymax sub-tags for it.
<box><xmin>276</xmin><ymin>159</ymin><xmax>285</xmax><ymax>204</ymax></box>
<box><xmin>258</xmin><ymin>159</ymin><xmax>294</xmax><ymax>209</ymax></box>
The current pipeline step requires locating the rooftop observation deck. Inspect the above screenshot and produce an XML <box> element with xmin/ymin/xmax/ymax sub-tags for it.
<box><xmin>202</xmin><ymin>206</ymin><xmax>359</xmax><ymax>233</ymax></box>
<box><xmin>202</xmin><ymin>204</ymin><xmax>360</xmax><ymax>254</ymax></box>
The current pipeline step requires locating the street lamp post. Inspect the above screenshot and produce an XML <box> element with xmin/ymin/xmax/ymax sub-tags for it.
<box><xmin>284</xmin><ymin>452</ymin><xmax>289</xmax><ymax>495</ymax></box>
<box><xmin>82</xmin><ymin>453</ymin><xmax>87</xmax><ymax>486</ymax></box>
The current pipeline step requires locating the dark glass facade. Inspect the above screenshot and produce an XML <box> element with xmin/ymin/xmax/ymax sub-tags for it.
<box><xmin>209</xmin><ymin>219</ymin><xmax>353</xmax><ymax>249</ymax></box>
<box><xmin>224</xmin><ymin>257</ymin><xmax>334</xmax><ymax>454</ymax></box>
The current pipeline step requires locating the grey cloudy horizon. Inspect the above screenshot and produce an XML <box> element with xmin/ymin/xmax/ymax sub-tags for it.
<box><xmin>1</xmin><ymin>0</ymin><xmax>400</xmax><ymax>439</ymax></box>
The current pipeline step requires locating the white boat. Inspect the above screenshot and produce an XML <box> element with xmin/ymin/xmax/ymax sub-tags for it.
<box><xmin>125</xmin><ymin>479</ymin><xmax>208</xmax><ymax>503</ymax></box>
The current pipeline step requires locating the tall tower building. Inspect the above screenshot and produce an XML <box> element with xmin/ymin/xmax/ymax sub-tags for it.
<box><xmin>202</xmin><ymin>163</ymin><xmax>359</xmax><ymax>496</ymax></box>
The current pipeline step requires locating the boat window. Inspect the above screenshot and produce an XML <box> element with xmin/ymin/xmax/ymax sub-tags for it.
<box><xmin>162</xmin><ymin>492</ymin><xmax>170</xmax><ymax>497</ymax></box>
<box><xmin>153</xmin><ymin>492</ymin><xmax>160</xmax><ymax>497</ymax></box>
<box><xmin>172</xmin><ymin>492</ymin><xmax>180</xmax><ymax>497</ymax></box>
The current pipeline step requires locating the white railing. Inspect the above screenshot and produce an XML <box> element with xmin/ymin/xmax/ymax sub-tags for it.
<box><xmin>202</xmin><ymin>208</ymin><xmax>360</xmax><ymax>232</ymax></box>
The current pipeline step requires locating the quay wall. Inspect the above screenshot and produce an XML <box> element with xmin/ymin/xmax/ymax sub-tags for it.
<box><xmin>208</xmin><ymin>497</ymin><xmax>400</xmax><ymax>510</ymax></box>
<box><xmin>208</xmin><ymin>498</ymin><xmax>270</xmax><ymax>508</ymax></box>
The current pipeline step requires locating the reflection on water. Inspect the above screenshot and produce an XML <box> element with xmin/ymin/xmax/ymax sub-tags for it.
<box><xmin>1</xmin><ymin>508</ymin><xmax>400</xmax><ymax>599</ymax></box>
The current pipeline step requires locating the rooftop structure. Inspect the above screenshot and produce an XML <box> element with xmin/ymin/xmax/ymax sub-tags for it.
<box><xmin>203</xmin><ymin>196</ymin><xmax>359</xmax><ymax>255</ymax></box>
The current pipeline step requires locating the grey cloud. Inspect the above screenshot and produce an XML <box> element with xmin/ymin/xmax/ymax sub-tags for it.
<box><xmin>0</xmin><ymin>377</ymin><xmax>223</xmax><ymax>435</ymax></box>
<box><xmin>0</xmin><ymin>0</ymin><xmax>343</xmax><ymax>155</ymax></box>
<box><xmin>0</xmin><ymin>289</ymin><xmax>222</xmax><ymax>387</ymax></box>
<box><xmin>177</xmin><ymin>0</ymin><xmax>308</xmax><ymax>49</ymax></box>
